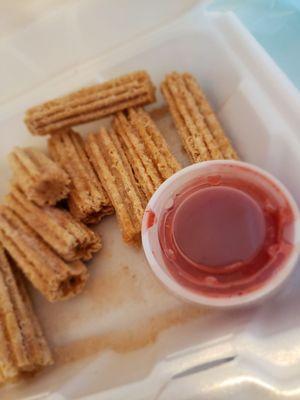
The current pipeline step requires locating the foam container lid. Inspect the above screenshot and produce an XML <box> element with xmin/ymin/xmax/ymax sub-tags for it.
<box><xmin>0</xmin><ymin>1</ymin><xmax>300</xmax><ymax>399</ymax></box>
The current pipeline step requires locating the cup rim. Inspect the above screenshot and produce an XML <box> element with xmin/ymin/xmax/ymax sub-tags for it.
<box><xmin>141</xmin><ymin>160</ymin><xmax>300</xmax><ymax>308</ymax></box>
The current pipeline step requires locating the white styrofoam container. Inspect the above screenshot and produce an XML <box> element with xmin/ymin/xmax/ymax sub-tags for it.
<box><xmin>1</xmin><ymin>1</ymin><xmax>300</xmax><ymax>399</ymax></box>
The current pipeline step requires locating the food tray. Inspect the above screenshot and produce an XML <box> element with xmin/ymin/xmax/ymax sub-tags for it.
<box><xmin>0</xmin><ymin>1</ymin><xmax>300</xmax><ymax>399</ymax></box>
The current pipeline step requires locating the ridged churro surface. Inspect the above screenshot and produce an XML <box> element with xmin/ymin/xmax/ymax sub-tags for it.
<box><xmin>25</xmin><ymin>71</ymin><xmax>156</xmax><ymax>136</ymax></box>
<box><xmin>161</xmin><ymin>72</ymin><xmax>238</xmax><ymax>162</ymax></box>
<box><xmin>0</xmin><ymin>206</ymin><xmax>89</xmax><ymax>302</ymax></box>
<box><xmin>48</xmin><ymin>130</ymin><xmax>113</xmax><ymax>224</ymax></box>
<box><xmin>9</xmin><ymin>147</ymin><xmax>70</xmax><ymax>206</ymax></box>
<box><xmin>86</xmin><ymin>129</ymin><xmax>146</xmax><ymax>244</ymax></box>
<box><xmin>0</xmin><ymin>246</ymin><xmax>53</xmax><ymax>384</ymax></box>
<box><xmin>6</xmin><ymin>186</ymin><xmax>102</xmax><ymax>262</ymax></box>
<box><xmin>113</xmin><ymin>107</ymin><xmax>181</xmax><ymax>200</ymax></box>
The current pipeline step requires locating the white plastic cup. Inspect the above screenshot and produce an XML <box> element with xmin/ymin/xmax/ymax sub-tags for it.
<box><xmin>141</xmin><ymin>160</ymin><xmax>300</xmax><ymax>308</ymax></box>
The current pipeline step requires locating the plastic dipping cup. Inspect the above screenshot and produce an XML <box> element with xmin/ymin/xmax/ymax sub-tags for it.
<box><xmin>141</xmin><ymin>160</ymin><xmax>300</xmax><ymax>308</ymax></box>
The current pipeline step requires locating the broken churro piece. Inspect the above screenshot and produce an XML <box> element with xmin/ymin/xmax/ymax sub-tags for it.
<box><xmin>0</xmin><ymin>206</ymin><xmax>88</xmax><ymax>302</ymax></box>
<box><xmin>161</xmin><ymin>72</ymin><xmax>238</xmax><ymax>163</ymax></box>
<box><xmin>113</xmin><ymin>108</ymin><xmax>181</xmax><ymax>200</ymax></box>
<box><xmin>25</xmin><ymin>71</ymin><xmax>156</xmax><ymax>136</ymax></box>
<box><xmin>6</xmin><ymin>186</ymin><xmax>102</xmax><ymax>262</ymax></box>
<box><xmin>0</xmin><ymin>246</ymin><xmax>53</xmax><ymax>383</ymax></box>
<box><xmin>48</xmin><ymin>130</ymin><xmax>113</xmax><ymax>224</ymax></box>
<box><xmin>86</xmin><ymin>129</ymin><xmax>146</xmax><ymax>244</ymax></box>
<box><xmin>9</xmin><ymin>147</ymin><xmax>70</xmax><ymax>206</ymax></box>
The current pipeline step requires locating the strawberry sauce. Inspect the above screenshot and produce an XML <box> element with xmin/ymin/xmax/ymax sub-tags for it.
<box><xmin>158</xmin><ymin>172</ymin><xmax>295</xmax><ymax>298</ymax></box>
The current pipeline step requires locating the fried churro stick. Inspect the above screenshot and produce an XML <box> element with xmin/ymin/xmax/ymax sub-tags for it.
<box><xmin>6</xmin><ymin>186</ymin><xmax>101</xmax><ymax>262</ymax></box>
<box><xmin>0</xmin><ymin>206</ymin><xmax>88</xmax><ymax>302</ymax></box>
<box><xmin>182</xmin><ymin>73</ymin><xmax>238</xmax><ymax>160</ymax></box>
<box><xmin>25</xmin><ymin>71</ymin><xmax>156</xmax><ymax>136</ymax></box>
<box><xmin>86</xmin><ymin>129</ymin><xmax>146</xmax><ymax>244</ymax></box>
<box><xmin>161</xmin><ymin>72</ymin><xmax>238</xmax><ymax>163</ymax></box>
<box><xmin>113</xmin><ymin>108</ymin><xmax>181</xmax><ymax>200</ymax></box>
<box><xmin>48</xmin><ymin>130</ymin><xmax>113</xmax><ymax>224</ymax></box>
<box><xmin>0</xmin><ymin>246</ymin><xmax>53</xmax><ymax>383</ymax></box>
<box><xmin>9</xmin><ymin>147</ymin><xmax>70</xmax><ymax>206</ymax></box>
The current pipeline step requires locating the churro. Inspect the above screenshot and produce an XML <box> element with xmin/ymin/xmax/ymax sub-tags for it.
<box><xmin>9</xmin><ymin>147</ymin><xmax>70</xmax><ymax>206</ymax></box>
<box><xmin>0</xmin><ymin>246</ymin><xmax>53</xmax><ymax>383</ymax></box>
<box><xmin>6</xmin><ymin>186</ymin><xmax>102</xmax><ymax>262</ymax></box>
<box><xmin>113</xmin><ymin>108</ymin><xmax>181</xmax><ymax>200</ymax></box>
<box><xmin>86</xmin><ymin>128</ymin><xmax>146</xmax><ymax>244</ymax></box>
<box><xmin>25</xmin><ymin>71</ymin><xmax>156</xmax><ymax>136</ymax></box>
<box><xmin>48</xmin><ymin>130</ymin><xmax>113</xmax><ymax>224</ymax></box>
<box><xmin>0</xmin><ymin>206</ymin><xmax>88</xmax><ymax>302</ymax></box>
<box><xmin>161</xmin><ymin>72</ymin><xmax>238</xmax><ymax>162</ymax></box>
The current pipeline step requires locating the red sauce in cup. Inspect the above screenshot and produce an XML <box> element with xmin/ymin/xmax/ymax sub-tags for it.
<box><xmin>158</xmin><ymin>172</ymin><xmax>295</xmax><ymax>298</ymax></box>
